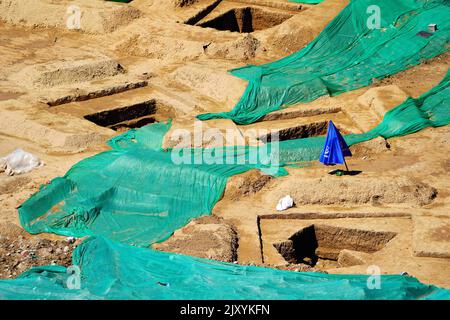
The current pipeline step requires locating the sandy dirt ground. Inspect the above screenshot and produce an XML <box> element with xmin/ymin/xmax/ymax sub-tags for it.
<box><xmin>0</xmin><ymin>0</ymin><xmax>449</xmax><ymax>290</ymax></box>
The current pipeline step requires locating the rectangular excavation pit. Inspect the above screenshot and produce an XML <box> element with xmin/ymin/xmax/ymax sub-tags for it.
<box><xmin>184</xmin><ymin>0</ymin><xmax>223</xmax><ymax>25</ymax></box>
<box><xmin>190</xmin><ymin>7</ymin><xmax>292</xmax><ymax>33</ymax></box>
<box><xmin>272</xmin><ymin>224</ymin><xmax>397</xmax><ymax>268</ymax></box>
<box><xmin>84</xmin><ymin>100</ymin><xmax>157</xmax><ymax>131</ymax></box>
<box><xmin>258</xmin><ymin>121</ymin><xmax>328</xmax><ymax>143</ymax></box>
<box><xmin>46</xmin><ymin>81</ymin><xmax>148</xmax><ymax>107</ymax></box>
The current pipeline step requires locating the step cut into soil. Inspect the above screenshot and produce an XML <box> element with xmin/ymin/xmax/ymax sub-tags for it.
<box><xmin>273</xmin><ymin>224</ymin><xmax>396</xmax><ymax>267</ymax></box>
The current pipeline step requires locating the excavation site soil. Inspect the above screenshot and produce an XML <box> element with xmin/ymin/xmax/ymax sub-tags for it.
<box><xmin>0</xmin><ymin>0</ymin><xmax>449</xmax><ymax>292</ymax></box>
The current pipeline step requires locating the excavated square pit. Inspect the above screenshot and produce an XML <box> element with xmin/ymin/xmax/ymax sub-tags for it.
<box><xmin>191</xmin><ymin>7</ymin><xmax>292</xmax><ymax>33</ymax></box>
<box><xmin>84</xmin><ymin>100</ymin><xmax>157</xmax><ymax>131</ymax></box>
<box><xmin>272</xmin><ymin>224</ymin><xmax>397</xmax><ymax>268</ymax></box>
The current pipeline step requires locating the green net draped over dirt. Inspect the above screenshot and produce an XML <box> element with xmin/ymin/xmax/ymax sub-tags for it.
<box><xmin>3</xmin><ymin>6</ymin><xmax>449</xmax><ymax>296</ymax></box>
<box><xmin>1</xmin><ymin>236</ymin><xmax>449</xmax><ymax>300</ymax></box>
<box><xmin>197</xmin><ymin>0</ymin><xmax>450</xmax><ymax>124</ymax></box>
<box><xmin>15</xmin><ymin>69</ymin><xmax>450</xmax><ymax>247</ymax></box>
<box><xmin>18</xmin><ymin>121</ymin><xmax>287</xmax><ymax>247</ymax></box>
<box><xmin>6</xmin><ymin>71</ymin><xmax>449</xmax><ymax>299</ymax></box>
<box><xmin>279</xmin><ymin>69</ymin><xmax>450</xmax><ymax>163</ymax></box>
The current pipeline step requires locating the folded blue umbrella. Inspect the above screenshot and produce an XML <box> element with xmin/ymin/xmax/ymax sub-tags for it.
<box><xmin>319</xmin><ymin>121</ymin><xmax>352</xmax><ymax>166</ymax></box>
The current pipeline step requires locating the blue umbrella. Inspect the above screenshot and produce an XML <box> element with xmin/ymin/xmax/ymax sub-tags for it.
<box><xmin>319</xmin><ymin>120</ymin><xmax>352</xmax><ymax>171</ymax></box>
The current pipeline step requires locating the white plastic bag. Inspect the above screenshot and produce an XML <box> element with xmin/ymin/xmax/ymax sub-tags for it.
<box><xmin>0</xmin><ymin>149</ymin><xmax>44</xmax><ymax>176</ymax></box>
<box><xmin>276</xmin><ymin>195</ymin><xmax>294</xmax><ymax>211</ymax></box>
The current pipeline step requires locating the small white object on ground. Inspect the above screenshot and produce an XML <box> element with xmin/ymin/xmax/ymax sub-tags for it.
<box><xmin>0</xmin><ymin>149</ymin><xmax>44</xmax><ymax>176</ymax></box>
<box><xmin>276</xmin><ymin>195</ymin><xmax>294</xmax><ymax>211</ymax></box>
<box><xmin>428</xmin><ymin>23</ymin><xmax>437</xmax><ymax>32</ymax></box>
<box><xmin>66</xmin><ymin>237</ymin><xmax>76</xmax><ymax>244</ymax></box>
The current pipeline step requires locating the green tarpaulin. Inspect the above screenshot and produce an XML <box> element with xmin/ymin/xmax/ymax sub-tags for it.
<box><xmin>1</xmin><ymin>236</ymin><xmax>448</xmax><ymax>300</ymax></box>
<box><xmin>197</xmin><ymin>0</ymin><xmax>450</xmax><ymax>124</ymax></box>
<box><xmin>18</xmin><ymin>121</ymin><xmax>287</xmax><ymax>247</ymax></box>
<box><xmin>279</xmin><ymin>69</ymin><xmax>450</xmax><ymax>163</ymax></box>
<box><xmin>17</xmin><ymin>69</ymin><xmax>450</xmax><ymax>247</ymax></box>
<box><xmin>1</xmin><ymin>0</ymin><xmax>449</xmax><ymax>300</ymax></box>
<box><xmin>3</xmin><ymin>70</ymin><xmax>448</xmax><ymax>299</ymax></box>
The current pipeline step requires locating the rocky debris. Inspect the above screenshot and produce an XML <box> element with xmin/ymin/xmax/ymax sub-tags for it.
<box><xmin>0</xmin><ymin>0</ymin><xmax>141</xmax><ymax>34</ymax></box>
<box><xmin>153</xmin><ymin>216</ymin><xmax>238</xmax><ymax>262</ymax></box>
<box><xmin>0</xmin><ymin>223</ymin><xmax>76</xmax><ymax>279</ymax></box>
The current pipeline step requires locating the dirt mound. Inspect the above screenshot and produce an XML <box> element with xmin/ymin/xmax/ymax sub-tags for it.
<box><xmin>0</xmin><ymin>0</ymin><xmax>141</xmax><ymax>34</ymax></box>
<box><xmin>153</xmin><ymin>216</ymin><xmax>238</xmax><ymax>262</ymax></box>
<box><xmin>12</xmin><ymin>58</ymin><xmax>124</xmax><ymax>89</ymax></box>
<box><xmin>224</xmin><ymin>169</ymin><xmax>272</xmax><ymax>201</ymax></box>
<box><xmin>264</xmin><ymin>0</ymin><xmax>347</xmax><ymax>55</ymax></box>
<box><xmin>115</xmin><ymin>33</ymin><xmax>204</xmax><ymax>61</ymax></box>
<box><xmin>350</xmin><ymin>137</ymin><xmax>392</xmax><ymax>159</ymax></box>
<box><xmin>0</xmin><ymin>102</ymin><xmax>114</xmax><ymax>153</ymax></box>
<box><xmin>206</xmin><ymin>34</ymin><xmax>260</xmax><ymax>60</ymax></box>
<box><xmin>0</xmin><ymin>223</ymin><xmax>76</xmax><ymax>279</ymax></box>
<box><xmin>268</xmin><ymin>175</ymin><xmax>437</xmax><ymax>207</ymax></box>
<box><xmin>170</xmin><ymin>63</ymin><xmax>246</xmax><ymax>104</ymax></box>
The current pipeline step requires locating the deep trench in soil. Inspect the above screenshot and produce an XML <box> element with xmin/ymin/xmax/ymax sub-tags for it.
<box><xmin>194</xmin><ymin>7</ymin><xmax>292</xmax><ymax>33</ymax></box>
<box><xmin>273</xmin><ymin>224</ymin><xmax>397</xmax><ymax>268</ymax></box>
<box><xmin>258</xmin><ymin>121</ymin><xmax>329</xmax><ymax>142</ymax></box>
<box><xmin>84</xmin><ymin>100</ymin><xmax>157</xmax><ymax>131</ymax></box>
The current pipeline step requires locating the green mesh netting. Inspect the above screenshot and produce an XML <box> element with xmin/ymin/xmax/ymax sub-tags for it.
<box><xmin>16</xmin><ymin>69</ymin><xmax>449</xmax><ymax>247</ymax></box>
<box><xmin>0</xmin><ymin>236</ymin><xmax>448</xmax><ymax>300</ymax></box>
<box><xmin>279</xmin><ymin>69</ymin><xmax>450</xmax><ymax>163</ymax></box>
<box><xmin>3</xmin><ymin>70</ymin><xmax>448</xmax><ymax>299</ymax></box>
<box><xmin>1</xmin><ymin>0</ymin><xmax>450</xmax><ymax>300</ymax></box>
<box><xmin>18</xmin><ymin>121</ymin><xmax>287</xmax><ymax>247</ymax></box>
<box><xmin>197</xmin><ymin>0</ymin><xmax>450</xmax><ymax>124</ymax></box>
